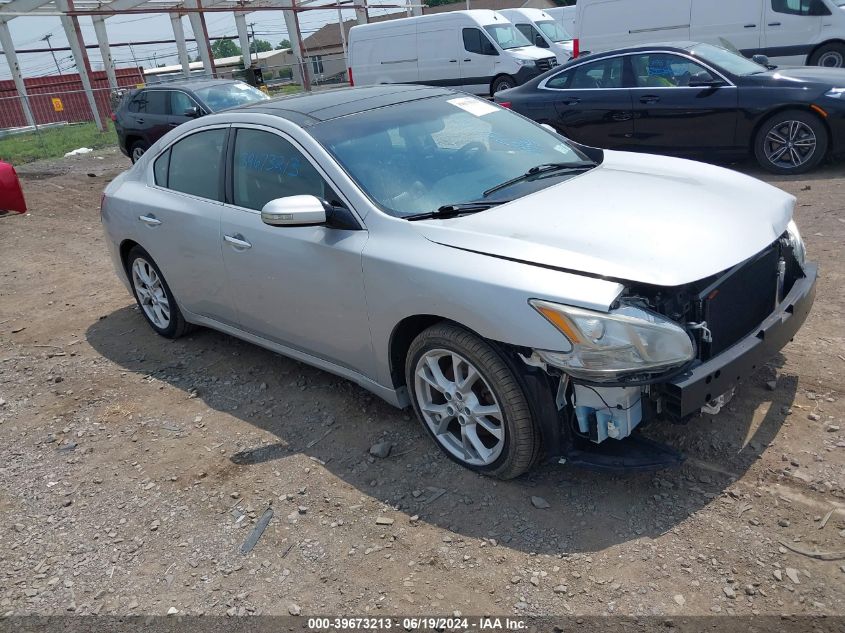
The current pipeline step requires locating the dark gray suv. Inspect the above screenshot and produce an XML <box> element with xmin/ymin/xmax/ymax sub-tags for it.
<box><xmin>114</xmin><ymin>78</ymin><xmax>269</xmax><ymax>162</ymax></box>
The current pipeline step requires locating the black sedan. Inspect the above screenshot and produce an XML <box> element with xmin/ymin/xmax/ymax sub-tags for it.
<box><xmin>114</xmin><ymin>79</ymin><xmax>269</xmax><ymax>163</ymax></box>
<box><xmin>494</xmin><ymin>42</ymin><xmax>845</xmax><ymax>174</ymax></box>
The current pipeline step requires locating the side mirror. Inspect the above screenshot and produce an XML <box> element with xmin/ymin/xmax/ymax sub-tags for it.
<box><xmin>184</xmin><ymin>106</ymin><xmax>201</xmax><ymax>118</ymax></box>
<box><xmin>261</xmin><ymin>195</ymin><xmax>327</xmax><ymax>227</ymax></box>
<box><xmin>540</xmin><ymin>123</ymin><xmax>557</xmax><ymax>133</ymax></box>
<box><xmin>688</xmin><ymin>73</ymin><xmax>725</xmax><ymax>88</ymax></box>
<box><xmin>751</xmin><ymin>54</ymin><xmax>770</xmax><ymax>67</ymax></box>
<box><xmin>535</xmin><ymin>35</ymin><xmax>549</xmax><ymax>48</ymax></box>
<box><xmin>0</xmin><ymin>161</ymin><xmax>26</xmax><ymax>213</ymax></box>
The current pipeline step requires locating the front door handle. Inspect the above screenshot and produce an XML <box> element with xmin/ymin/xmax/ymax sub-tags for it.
<box><xmin>744</xmin><ymin>23</ymin><xmax>757</xmax><ymax>28</ymax></box>
<box><xmin>640</xmin><ymin>95</ymin><xmax>660</xmax><ymax>104</ymax></box>
<box><xmin>136</xmin><ymin>118</ymin><xmax>145</xmax><ymax>124</ymax></box>
<box><xmin>138</xmin><ymin>214</ymin><xmax>161</xmax><ymax>226</ymax></box>
<box><xmin>169</xmin><ymin>122</ymin><xmax>180</xmax><ymax>127</ymax></box>
<box><xmin>768</xmin><ymin>21</ymin><xmax>781</xmax><ymax>26</ymax></box>
<box><xmin>224</xmin><ymin>234</ymin><xmax>252</xmax><ymax>249</ymax></box>
<box><xmin>463</xmin><ymin>58</ymin><xmax>471</xmax><ymax>62</ymax></box>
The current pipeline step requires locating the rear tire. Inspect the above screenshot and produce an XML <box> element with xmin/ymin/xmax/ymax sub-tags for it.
<box><xmin>405</xmin><ymin>322</ymin><xmax>540</xmax><ymax>479</ymax></box>
<box><xmin>126</xmin><ymin>246</ymin><xmax>193</xmax><ymax>339</ymax></box>
<box><xmin>809</xmin><ymin>42</ymin><xmax>845</xmax><ymax>68</ymax></box>
<box><xmin>491</xmin><ymin>75</ymin><xmax>516</xmax><ymax>96</ymax></box>
<box><xmin>130</xmin><ymin>141</ymin><xmax>149</xmax><ymax>164</ymax></box>
<box><xmin>753</xmin><ymin>110</ymin><xmax>828</xmax><ymax>175</ymax></box>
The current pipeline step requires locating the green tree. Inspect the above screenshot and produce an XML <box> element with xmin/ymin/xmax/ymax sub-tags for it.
<box><xmin>276</xmin><ymin>39</ymin><xmax>291</xmax><ymax>50</ymax></box>
<box><xmin>250</xmin><ymin>39</ymin><xmax>273</xmax><ymax>54</ymax></box>
<box><xmin>211</xmin><ymin>38</ymin><xmax>242</xmax><ymax>59</ymax></box>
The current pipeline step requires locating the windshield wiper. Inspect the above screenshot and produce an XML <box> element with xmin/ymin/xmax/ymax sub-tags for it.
<box><xmin>404</xmin><ymin>201</ymin><xmax>508</xmax><ymax>222</ymax></box>
<box><xmin>483</xmin><ymin>161</ymin><xmax>595</xmax><ymax>198</ymax></box>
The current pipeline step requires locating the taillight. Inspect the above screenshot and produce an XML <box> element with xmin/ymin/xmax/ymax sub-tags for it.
<box><xmin>573</xmin><ymin>38</ymin><xmax>580</xmax><ymax>58</ymax></box>
<box><xmin>498</xmin><ymin>101</ymin><xmax>512</xmax><ymax>109</ymax></box>
<box><xmin>348</xmin><ymin>67</ymin><xmax>354</xmax><ymax>86</ymax></box>
<box><xmin>110</xmin><ymin>112</ymin><xmax>117</xmax><ymax>122</ymax></box>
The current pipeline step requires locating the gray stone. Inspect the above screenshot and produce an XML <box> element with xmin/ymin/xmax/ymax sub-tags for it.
<box><xmin>531</xmin><ymin>496</ymin><xmax>550</xmax><ymax>509</ymax></box>
<box><xmin>369</xmin><ymin>441</ymin><xmax>392</xmax><ymax>459</ymax></box>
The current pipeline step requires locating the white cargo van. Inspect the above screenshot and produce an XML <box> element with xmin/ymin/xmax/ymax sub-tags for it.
<box><xmin>348</xmin><ymin>10</ymin><xmax>559</xmax><ymax>96</ymax></box>
<box><xmin>498</xmin><ymin>8</ymin><xmax>575</xmax><ymax>64</ymax></box>
<box><xmin>575</xmin><ymin>0</ymin><xmax>845</xmax><ymax>67</ymax></box>
<box><xmin>545</xmin><ymin>6</ymin><xmax>578</xmax><ymax>38</ymax></box>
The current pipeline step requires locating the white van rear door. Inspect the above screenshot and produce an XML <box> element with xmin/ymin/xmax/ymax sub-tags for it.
<box><xmin>764</xmin><ymin>0</ymin><xmax>824</xmax><ymax>64</ymax></box>
<box><xmin>417</xmin><ymin>23</ymin><xmax>462</xmax><ymax>88</ymax></box>
<box><xmin>691</xmin><ymin>0</ymin><xmax>763</xmax><ymax>55</ymax></box>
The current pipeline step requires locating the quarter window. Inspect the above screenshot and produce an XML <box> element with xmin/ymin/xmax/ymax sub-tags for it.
<box><xmin>163</xmin><ymin>129</ymin><xmax>227</xmax><ymax>200</ymax></box>
<box><xmin>462</xmin><ymin>28</ymin><xmax>497</xmax><ymax>56</ymax></box>
<box><xmin>771</xmin><ymin>0</ymin><xmax>831</xmax><ymax>15</ymax></box>
<box><xmin>232</xmin><ymin>128</ymin><xmax>335</xmax><ymax>211</ymax></box>
<box><xmin>630</xmin><ymin>53</ymin><xmax>713</xmax><ymax>88</ymax></box>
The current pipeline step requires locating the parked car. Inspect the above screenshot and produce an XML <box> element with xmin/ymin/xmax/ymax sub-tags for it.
<box><xmin>348</xmin><ymin>10</ymin><xmax>558</xmax><ymax>96</ymax></box>
<box><xmin>545</xmin><ymin>6</ymin><xmax>577</xmax><ymax>39</ymax></box>
<box><xmin>574</xmin><ymin>0</ymin><xmax>845</xmax><ymax>68</ymax></box>
<box><xmin>495</xmin><ymin>42</ymin><xmax>845</xmax><ymax>174</ymax></box>
<box><xmin>101</xmin><ymin>85</ymin><xmax>816</xmax><ymax>478</ymax></box>
<box><xmin>498</xmin><ymin>8</ymin><xmax>575</xmax><ymax>65</ymax></box>
<box><xmin>114</xmin><ymin>79</ymin><xmax>269</xmax><ymax>163</ymax></box>
<box><xmin>0</xmin><ymin>160</ymin><xmax>26</xmax><ymax>214</ymax></box>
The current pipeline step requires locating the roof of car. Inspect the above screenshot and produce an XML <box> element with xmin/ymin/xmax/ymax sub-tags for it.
<box><xmin>238</xmin><ymin>84</ymin><xmax>455</xmax><ymax>125</ymax></box>
<box><xmin>570</xmin><ymin>42</ymin><xmax>698</xmax><ymax>64</ymax></box>
<box><xmin>143</xmin><ymin>78</ymin><xmax>241</xmax><ymax>92</ymax></box>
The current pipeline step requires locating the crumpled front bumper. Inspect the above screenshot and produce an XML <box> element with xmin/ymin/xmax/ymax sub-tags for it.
<box><xmin>658</xmin><ymin>263</ymin><xmax>818</xmax><ymax>420</ymax></box>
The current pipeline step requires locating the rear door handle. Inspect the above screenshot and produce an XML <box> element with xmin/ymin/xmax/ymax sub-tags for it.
<box><xmin>449</xmin><ymin>59</ymin><xmax>458</xmax><ymax>63</ymax></box>
<box><xmin>136</xmin><ymin>118</ymin><xmax>144</xmax><ymax>124</ymax></box>
<box><xmin>169</xmin><ymin>122</ymin><xmax>180</xmax><ymax>127</ymax></box>
<box><xmin>224</xmin><ymin>234</ymin><xmax>252</xmax><ymax>249</ymax></box>
<box><xmin>138</xmin><ymin>214</ymin><xmax>161</xmax><ymax>226</ymax></box>
<box><xmin>768</xmin><ymin>21</ymin><xmax>781</xmax><ymax>26</ymax></box>
<box><xmin>640</xmin><ymin>95</ymin><xmax>660</xmax><ymax>104</ymax></box>
<box><xmin>463</xmin><ymin>58</ymin><xmax>471</xmax><ymax>62</ymax></box>
<box><xmin>744</xmin><ymin>23</ymin><xmax>757</xmax><ymax>28</ymax></box>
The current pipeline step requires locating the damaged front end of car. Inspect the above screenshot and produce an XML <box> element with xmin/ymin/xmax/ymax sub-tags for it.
<box><xmin>521</xmin><ymin>222</ymin><xmax>817</xmax><ymax>472</ymax></box>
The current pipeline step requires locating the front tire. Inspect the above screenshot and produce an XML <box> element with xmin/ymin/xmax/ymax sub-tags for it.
<box><xmin>809</xmin><ymin>42</ymin><xmax>845</xmax><ymax>68</ymax></box>
<box><xmin>405</xmin><ymin>323</ymin><xmax>539</xmax><ymax>479</ymax></box>
<box><xmin>753</xmin><ymin>110</ymin><xmax>828</xmax><ymax>175</ymax></box>
<box><xmin>491</xmin><ymin>75</ymin><xmax>516</xmax><ymax>96</ymax></box>
<box><xmin>127</xmin><ymin>246</ymin><xmax>193</xmax><ymax>339</ymax></box>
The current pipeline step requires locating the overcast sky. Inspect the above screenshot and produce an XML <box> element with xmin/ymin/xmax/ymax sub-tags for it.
<box><xmin>0</xmin><ymin>1</ymin><xmax>407</xmax><ymax>79</ymax></box>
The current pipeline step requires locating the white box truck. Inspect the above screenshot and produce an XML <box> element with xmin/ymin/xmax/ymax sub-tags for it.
<box><xmin>497</xmin><ymin>8</ymin><xmax>575</xmax><ymax>64</ymax></box>
<box><xmin>574</xmin><ymin>0</ymin><xmax>845</xmax><ymax>67</ymax></box>
<box><xmin>348</xmin><ymin>10</ymin><xmax>559</xmax><ymax>96</ymax></box>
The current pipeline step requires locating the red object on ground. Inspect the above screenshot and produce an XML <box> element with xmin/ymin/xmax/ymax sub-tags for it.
<box><xmin>0</xmin><ymin>161</ymin><xmax>27</xmax><ymax>213</ymax></box>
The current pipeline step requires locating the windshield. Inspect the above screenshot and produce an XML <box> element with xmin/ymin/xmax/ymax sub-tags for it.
<box><xmin>311</xmin><ymin>95</ymin><xmax>591</xmax><ymax>217</ymax></box>
<box><xmin>536</xmin><ymin>19</ymin><xmax>571</xmax><ymax>42</ymax></box>
<box><xmin>193</xmin><ymin>82</ymin><xmax>269</xmax><ymax>111</ymax></box>
<box><xmin>834</xmin><ymin>0</ymin><xmax>845</xmax><ymax>6</ymax></box>
<box><xmin>688</xmin><ymin>43</ymin><xmax>767</xmax><ymax>76</ymax></box>
<box><xmin>484</xmin><ymin>24</ymin><xmax>532</xmax><ymax>50</ymax></box>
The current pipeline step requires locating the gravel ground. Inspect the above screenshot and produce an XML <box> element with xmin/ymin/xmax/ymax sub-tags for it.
<box><xmin>1</xmin><ymin>148</ymin><xmax>844</xmax><ymax>619</ymax></box>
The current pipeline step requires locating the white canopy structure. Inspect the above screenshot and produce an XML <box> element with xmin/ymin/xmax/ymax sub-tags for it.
<box><xmin>0</xmin><ymin>0</ymin><xmax>422</xmax><ymax>129</ymax></box>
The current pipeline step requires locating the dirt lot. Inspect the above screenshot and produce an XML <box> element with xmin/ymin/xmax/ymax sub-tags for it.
<box><xmin>1</xmin><ymin>148</ymin><xmax>844</xmax><ymax>620</ymax></box>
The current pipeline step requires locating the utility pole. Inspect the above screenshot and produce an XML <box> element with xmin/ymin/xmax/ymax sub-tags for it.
<box><xmin>248</xmin><ymin>21</ymin><xmax>256</xmax><ymax>63</ymax></box>
<box><xmin>127</xmin><ymin>42</ymin><xmax>140</xmax><ymax>70</ymax></box>
<box><xmin>42</xmin><ymin>33</ymin><xmax>62</xmax><ymax>75</ymax></box>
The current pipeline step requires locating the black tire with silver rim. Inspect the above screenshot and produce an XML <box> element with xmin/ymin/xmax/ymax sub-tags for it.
<box><xmin>491</xmin><ymin>75</ymin><xmax>516</xmax><ymax>95</ymax></box>
<box><xmin>130</xmin><ymin>141</ymin><xmax>149</xmax><ymax>164</ymax></box>
<box><xmin>809</xmin><ymin>42</ymin><xmax>845</xmax><ymax>68</ymax></box>
<box><xmin>754</xmin><ymin>110</ymin><xmax>828</xmax><ymax>175</ymax></box>
<box><xmin>405</xmin><ymin>322</ymin><xmax>539</xmax><ymax>479</ymax></box>
<box><xmin>127</xmin><ymin>245</ymin><xmax>193</xmax><ymax>339</ymax></box>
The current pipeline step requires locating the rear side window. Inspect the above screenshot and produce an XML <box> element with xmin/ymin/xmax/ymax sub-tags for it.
<box><xmin>549</xmin><ymin>57</ymin><xmax>623</xmax><ymax>89</ymax></box>
<box><xmin>232</xmin><ymin>128</ymin><xmax>335</xmax><ymax>211</ymax></box>
<box><xmin>164</xmin><ymin>129</ymin><xmax>227</xmax><ymax>200</ymax></box>
<box><xmin>128</xmin><ymin>91</ymin><xmax>146</xmax><ymax>113</ymax></box>
<box><xmin>771</xmin><ymin>0</ymin><xmax>830</xmax><ymax>15</ymax></box>
<box><xmin>128</xmin><ymin>90</ymin><xmax>168</xmax><ymax>114</ymax></box>
<box><xmin>463</xmin><ymin>28</ymin><xmax>497</xmax><ymax>56</ymax></box>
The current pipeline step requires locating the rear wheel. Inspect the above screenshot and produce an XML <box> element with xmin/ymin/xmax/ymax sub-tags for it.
<box><xmin>127</xmin><ymin>246</ymin><xmax>193</xmax><ymax>339</ymax></box>
<box><xmin>753</xmin><ymin>110</ymin><xmax>828</xmax><ymax>175</ymax></box>
<box><xmin>130</xmin><ymin>140</ymin><xmax>149</xmax><ymax>163</ymax></box>
<box><xmin>491</xmin><ymin>75</ymin><xmax>516</xmax><ymax>96</ymax></box>
<box><xmin>405</xmin><ymin>323</ymin><xmax>539</xmax><ymax>479</ymax></box>
<box><xmin>809</xmin><ymin>42</ymin><xmax>845</xmax><ymax>68</ymax></box>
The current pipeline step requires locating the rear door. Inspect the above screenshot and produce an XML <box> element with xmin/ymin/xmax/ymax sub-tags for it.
<box><xmin>764</xmin><ymin>0</ymin><xmax>826</xmax><ymax>62</ymax></box>
<box><xmin>130</xmin><ymin>90</ymin><xmax>171</xmax><ymax>146</ymax></box>
<box><xmin>541</xmin><ymin>55</ymin><xmax>634</xmax><ymax>147</ymax></box>
<box><xmin>628</xmin><ymin>52</ymin><xmax>739</xmax><ymax>151</ymax></box>
<box><xmin>691</xmin><ymin>0</ymin><xmax>763</xmax><ymax>55</ymax></box>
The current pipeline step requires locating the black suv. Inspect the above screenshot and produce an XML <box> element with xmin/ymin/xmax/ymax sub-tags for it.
<box><xmin>114</xmin><ymin>79</ymin><xmax>269</xmax><ymax>162</ymax></box>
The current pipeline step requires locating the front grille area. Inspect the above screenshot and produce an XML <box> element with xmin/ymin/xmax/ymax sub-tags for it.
<box><xmin>536</xmin><ymin>57</ymin><xmax>558</xmax><ymax>72</ymax></box>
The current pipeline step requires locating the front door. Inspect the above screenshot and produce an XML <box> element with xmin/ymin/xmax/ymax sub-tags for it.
<box><xmin>544</xmin><ymin>55</ymin><xmax>634</xmax><ymax>148</ymax></box>
<box><xmin>460</xmin><ymin>27</ymin><xmax>499</xmax><ymax>94</ymax></box>
<box><xmin>127</xmin><ymin>89</ymin><xmax>171</xmax><ymax>146</ymax></box>
<box><xmin>764</xmin><ymin>0</ymin><xmax>825</xmax><ymax>61</ymax></box>
<box><xmin>628</xmin><ymin>52</ymin><xmax>739</xmax><ymax>152</ymax></box>
<box><xmin>219</xmin><ymin>126</ymin><xmax>373</xmax><ymax>372</ymax></box>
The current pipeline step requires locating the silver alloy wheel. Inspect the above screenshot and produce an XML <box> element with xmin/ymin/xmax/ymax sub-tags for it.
<box><xmin>131</xmin><ymin>258</ymin><xmax>171</xmax><ymax>329</ymax></box>
<box><xmin>414</xmin><ymin>349</ymin><xmax>505</xmax><ymax>466</ymax></box>
<box><xmin>818</xmin><ymin>50</ymin><xmax>844</xmax><ymax>68</ymax></box>
<box><xmin>131</xmin><ymin>145</ymin><xmax>146</xmax><ymax>162</ymax></box>
<box><xmin>764</xmin><ymin>120</ymin><xmax>817</xmax><ymax>170</ymax></box>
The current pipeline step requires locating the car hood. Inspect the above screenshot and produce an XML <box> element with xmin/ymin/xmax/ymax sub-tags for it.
<box><xmin>413</xmin><ymin>151</ymin><xmax>795</xmax><ymax>287</ymax></box>
<box><xmin>511</xmin><ymin>46</ymin><xmax>558</xmax><ymax>61</ymax></box>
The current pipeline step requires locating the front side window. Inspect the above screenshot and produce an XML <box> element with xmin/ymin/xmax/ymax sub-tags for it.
<box><xmin>631</xmin><ymin>53</ymin><xmax>713</xmax><ymax>87</ymax></box>
<box><xmin>170</xmin><ymin>91</ymin><xmax>196</xmax><ymax>116</ymax></box>
<box><xmin>232</xmin><ymin>128</ymin><xmax>334</xmax><ymax>211</ymax></box>
<box><xmin>515</xmin><ymin>23</ymin><xmax>546</xmax><ymax>47</ymax></box>
<box><xmin>192</xmin><ymin>82</ymin><xmax>269</xmax><ymax>112</ymax></box>
<box><xmin>164</xmin><ymin>128</ymin><xmax>227</xmax><ymax>200</ymax></box>
<box><xmin>311</xmin><ymin>96</ymin><xmax>591</xmax><ymax>217</ymax></box>
<box><xmin>463</xmin><ymin>28</ymin><xmax>497</xmax><ymax>55</ymax></box>
<box><xmin>771</xmin><ymin>0</ymin><xmax>831</xmax><ymax>15</ymax></box>
<box><xmin>484</xmin><ymin>24</ymin><xmax>532</xmax><ymax>50</ymax></box>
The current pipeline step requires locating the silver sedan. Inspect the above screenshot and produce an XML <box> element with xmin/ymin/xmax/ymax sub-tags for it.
<box><xmin>101</xmin><ymin>85</ymin><xmax>816</xmax><ymax>478</ymax></box>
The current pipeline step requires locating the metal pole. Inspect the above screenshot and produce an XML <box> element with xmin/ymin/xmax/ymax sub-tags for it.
<box><xmin>337</xmin><ymin>5</ymin><xmax>347</xmax><ymax>62</ymax></box>
<box><xmin>0</xmin><ymin>19</ymin><xmax>35</xmax><ymax>127</ymax></box>
<box><xmin>92</xmin><ymin>17</ymin><xmax>118</xmax><ymax>90</ymax></box>
<box><xmin>235</xmin><ymin>12</ymin><xmax>251</xmax><ymax>69</ymax></box>
<box><xmin>42</xmin><ymin>33</ymin><xmax>63</xmax><ymax>74</ymax></box>
<box><xmin>195</xmin><ymin>0</ymin><xmax>217</xmax><ymax>76</ymax></box>
<box><xmin>170</xmin><ymin>13</ymin><xmax>191</xmax><ymax>77</ymax></box>
<box><xmin>58</xmin><ymin>0</ymin><xmax>106</xmax><ymax>131</ymax></box>
<box><xmin>290</xmin><ymin>0</ymin><xmax>310</xmax><ymax>92</ymax></box>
